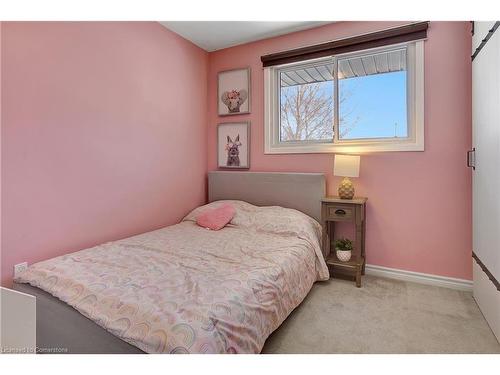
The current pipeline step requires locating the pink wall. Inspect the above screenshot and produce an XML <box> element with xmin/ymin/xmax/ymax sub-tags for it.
<box><xmin>207</xmin><ymin>22</ymin><xmax>473</xmax><ymax>280</ymax></box>
<box><xmin>1</xmin><ymin>22</ymin><xmax>209</xmax><ymax>286</ymax></box>
<box><xmin>1</xmin><ymin>21</ymin><xmax>473</xmax><ymax>286</ymax></box>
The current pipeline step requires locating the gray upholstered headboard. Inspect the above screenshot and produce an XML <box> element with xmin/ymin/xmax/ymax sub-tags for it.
<box><xmin>208</xmin><ymin>171</ymin><xmax>325</xmax><ymax>222</ymax></box>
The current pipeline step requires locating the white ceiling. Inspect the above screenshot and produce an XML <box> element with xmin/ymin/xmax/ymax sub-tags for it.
<box><xmin>159</xmin><ymin>21</ymin><xmax>331</xmax><ymax>52</ymax></box>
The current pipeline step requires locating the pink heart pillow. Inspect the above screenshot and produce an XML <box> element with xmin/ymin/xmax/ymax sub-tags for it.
<box><xmin>196</xmin><ymin>204</ymin><xmax>235</xmax><ymax>230</ymax></box>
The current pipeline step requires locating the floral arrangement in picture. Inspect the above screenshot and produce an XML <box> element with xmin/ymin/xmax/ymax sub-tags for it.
<box><xmin>221</xmin><ymin>89</ymin><xmax>248</xmax><ymax>114</ymax></box>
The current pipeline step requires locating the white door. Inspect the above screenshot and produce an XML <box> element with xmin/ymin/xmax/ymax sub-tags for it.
<box><xmin>472</xmin><ymin>21</ymin><xmax>500</xmax><ymax>341</ymax></box>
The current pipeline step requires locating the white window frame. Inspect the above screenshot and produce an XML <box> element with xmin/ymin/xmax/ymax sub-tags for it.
<box><xmin>264</xmin><ymin>41</ymin><xmax>424</xmax><ymax>154</ymax></box>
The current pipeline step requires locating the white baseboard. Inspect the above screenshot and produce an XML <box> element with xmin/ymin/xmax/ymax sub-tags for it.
<box><xmin>365</xmin><ymin>264</ymin><xmax>473</xmax><ymax>291</ymax></box>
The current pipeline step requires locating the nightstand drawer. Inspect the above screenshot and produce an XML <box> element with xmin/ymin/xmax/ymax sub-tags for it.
<box><xmin>326</xmin><ymin>205</ymin><xmax>354</xmax><ymax>221</ymax></box>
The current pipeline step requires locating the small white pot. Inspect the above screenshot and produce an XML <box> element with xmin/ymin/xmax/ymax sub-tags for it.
<box><xmin>336</xmin><ymin>249</ymin><xmax>352</xmax><ymax>262</ymax></box>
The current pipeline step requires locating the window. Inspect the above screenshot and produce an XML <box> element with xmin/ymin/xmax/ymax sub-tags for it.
<box><xmin>264</xmin><ymin>41</ymin><xmax>424</xmax><ymax>153</ymax></box>
<box><xmin>338</xmin><ymin>48</ymin><xmax>408</xmax><ymax>140</ymax></box>
<box><xmin>279</xmin><ymin>60</ymin><xmax>335</xmax><ymax>143</ymax></box>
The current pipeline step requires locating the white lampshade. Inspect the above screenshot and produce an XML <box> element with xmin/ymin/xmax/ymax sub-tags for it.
<box><xmin>334</xmin><ymin>154</ymin><xmax>360</xmax><ymax>178</ymax></box>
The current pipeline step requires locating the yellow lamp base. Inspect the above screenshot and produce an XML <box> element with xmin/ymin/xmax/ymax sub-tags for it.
<box><xmin>338</xmin><ymin>177</ymin><xmax>355</xmax><ymax>199</ymax></box>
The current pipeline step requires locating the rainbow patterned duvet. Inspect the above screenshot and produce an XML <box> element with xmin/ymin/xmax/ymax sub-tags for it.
<box><xmin>15</xmin><ymin>201</ymin><xmax>329</xmax><ymax>354</ymax></box>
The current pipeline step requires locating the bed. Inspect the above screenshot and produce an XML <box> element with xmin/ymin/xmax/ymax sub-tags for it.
<box><xmin>13</xmin><ymin>171</ymin><xmax>327</xmax><ymax>354</ymax></box>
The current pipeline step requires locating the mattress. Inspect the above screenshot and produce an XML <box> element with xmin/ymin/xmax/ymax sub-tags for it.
<box><xmin>15</xmin><ymin>200</ymin><xmax>329</xmax><ymax>354</ymax></box>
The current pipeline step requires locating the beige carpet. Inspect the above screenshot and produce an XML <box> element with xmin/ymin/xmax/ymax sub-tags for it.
<box><xmin>262</xmin><ymin>275</ymin><xmax>500</xmax><ymax>354</ymax></box>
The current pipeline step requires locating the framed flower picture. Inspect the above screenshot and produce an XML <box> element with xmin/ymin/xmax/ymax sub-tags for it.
<box><xmin>217</xmin><ymin>68</ymin><xmax>251</xmax><ymax>116</ymax></box>
<box><xmin>217</xmin><ymin>122</ymin><xmax>250</xmax><ymax>169</ymax></box>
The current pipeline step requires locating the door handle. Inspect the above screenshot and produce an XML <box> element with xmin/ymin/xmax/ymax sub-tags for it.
<box><xmin>467</xmin><ymin>148</ymin><xmax>476</xmax><ymax>170</ymax></box>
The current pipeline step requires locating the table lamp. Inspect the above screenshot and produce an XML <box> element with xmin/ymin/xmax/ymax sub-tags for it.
<box><xmin>334</xmin><ymin>154</ymin><xmax>360</xmax><ymax>199</ymax></box>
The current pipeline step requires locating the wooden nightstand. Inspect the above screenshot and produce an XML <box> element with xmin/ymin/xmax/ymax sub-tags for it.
<box><xmin>321</xmin><ymin>196</ymin><xmax>367</xmax><ymax>287</ymax></box>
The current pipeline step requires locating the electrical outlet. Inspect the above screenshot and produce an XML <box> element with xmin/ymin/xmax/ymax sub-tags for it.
<box><xmin>14</xmin><ymin>262</ymin><xmax>28</xmax><ymax>278</ymax></box>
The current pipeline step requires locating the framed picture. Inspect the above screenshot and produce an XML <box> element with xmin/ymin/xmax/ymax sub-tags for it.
<box><xmin>217</xmin><ymin>122</ymin><xmax>250</xmax><ymax>169</ymax></box>
<box><xmin>217</xmin><ymin>67</ymin><xmax>251</xmax><ymax>116</ymax></box>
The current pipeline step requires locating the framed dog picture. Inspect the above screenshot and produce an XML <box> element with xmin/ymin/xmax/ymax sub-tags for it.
<box><xmin>217</xmin><ymin>122</ymin><xmax>250</xmax><ymax>169</ymax></box>
<box><xmin>217</xmin><ymin>68</ymin><xmax>250</xmax><ymax>116</ymax></box>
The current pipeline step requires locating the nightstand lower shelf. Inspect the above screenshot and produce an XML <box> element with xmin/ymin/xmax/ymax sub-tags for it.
<box><xmin>326</xmin><ymin>254</ymin><xmax>365</xmax><ymax>287</ymax></box>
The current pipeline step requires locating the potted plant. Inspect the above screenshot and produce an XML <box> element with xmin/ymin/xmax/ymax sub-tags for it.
<box><xmin>334</xmin><ymin>238</ymin><xmax>353</xmax><ymax>262</ymax></box>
